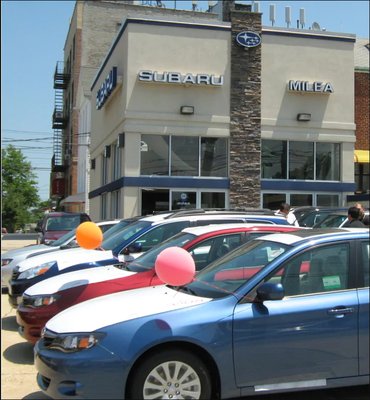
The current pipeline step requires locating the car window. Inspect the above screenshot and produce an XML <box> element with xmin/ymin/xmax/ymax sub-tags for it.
<box><xmin>129</xmin><ymin>221</ymin><xmax>190</xmax><ymax>252</ymax></box>
<box><xmin>264</xmin><ymin>243</ymin><xmax>350</xmax><ymax>296</ymax></box>
<box><xmin>102</xmin><ymin>220</ymin><xmax>151</xmax><ymax>250</ymax></box>
<box><xmin>128</xmin><ymin>232</ymin><xmax>196</xmax><ymax>272</ymax></box>
<box><xmin>188</xmin><ymin>240</ymin><xmax>290</xmax><ymax>298</ymax></box>
<box><xmin>45</xmin><ymin>215</ymin><xmax>81</xmax><ymax>231</ymax></box>
<box><xmin>361</xmin><ymin>241</ymin><xmax>369</xmax><ymax>287</ymax></box>
<box><xmin>51</xmin><ymin>229</ymin><xmax>77</xmax><ymax>246</ymax></box>
<box><xmin>314</xmin><ymin>214</ymin><xmax>347</xmax><ymax>228</ymax></box>
<box><xmin>189</xmin><ymin>233</ymin><xmax>244</xmax><ymax>270</ymax></box>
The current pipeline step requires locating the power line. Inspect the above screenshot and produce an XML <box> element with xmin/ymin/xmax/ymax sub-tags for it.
<box><xmin>2</xmin><ymin>137</ymin><xmax>52</xmax><ymax>142</ymax></box>
<box><xmin>2</xmin><ymin>129</ymin><xmax>54</xmax><ymax>135</ymax></box>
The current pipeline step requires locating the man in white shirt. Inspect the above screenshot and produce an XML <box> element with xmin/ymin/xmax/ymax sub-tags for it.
<box><xmin>275</xmin><ymin>203</ymin><xmax>299</xmax><ymax>226</ymax></box>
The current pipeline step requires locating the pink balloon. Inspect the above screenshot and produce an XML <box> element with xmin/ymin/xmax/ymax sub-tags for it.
<box><xmin>155</xmin><ymin>247</ymin><xmax>195</xmax><ymax>286</ymax></box>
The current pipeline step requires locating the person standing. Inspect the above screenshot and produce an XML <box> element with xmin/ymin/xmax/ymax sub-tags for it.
<box><xmin>355</xmin><ymin>203</ymin><xmax>369</xmax><ymax>226</ymax></box>
<box><xmin>275</xmin><ymin>203</ymin><xmax>299</xmax><ymax>226</ymax></box>
<box><xmin>342</xmin><ymin>206</ymin><xmax>366</xmax><ymax>228</ymax></box>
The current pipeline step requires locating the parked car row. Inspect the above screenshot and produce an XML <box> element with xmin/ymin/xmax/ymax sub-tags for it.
<box><xmin>16</xmin><ymin>223</ymin><xmax>301</xmax><ymax>344</ymax></box>
<box><xmin>6</xmin><ymin>209</ymin><xmax>290</xmax><ymax>307</ymax></box>
<box><xmin>1</xmin><ymin>208</ymin><xmax>369</xmax><ymax>399</ymax></box>
<box><xmin>34</xmin><ymin>228</ymin><xmax>369</xmax><ymax>399</ymax></box>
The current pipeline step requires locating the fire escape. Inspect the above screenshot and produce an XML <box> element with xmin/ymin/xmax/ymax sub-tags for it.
<box><xmin>50</xmin><ymin>61</ymin><xmax>70</xmax><ymax>200</ymax></box>
<box><xmin>52</xmin><ymin>61</ymin><xmax>70</xmax><ymax>168</ymax></box>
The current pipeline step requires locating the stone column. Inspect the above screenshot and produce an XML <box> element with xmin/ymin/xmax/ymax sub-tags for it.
<box><xmin>223</xmin><ymin>1</ymin><xmax>262</xmax><ymax>209</ymax></box>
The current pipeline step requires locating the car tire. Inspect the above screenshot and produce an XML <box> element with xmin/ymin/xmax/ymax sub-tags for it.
<box><xmin>128</xmin><ymin>348</ymin><xmax>213</xmax><ymax>399</ymax></box>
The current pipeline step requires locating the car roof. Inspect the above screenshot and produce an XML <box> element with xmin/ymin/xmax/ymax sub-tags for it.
<box><xmin>45</xmin><ymin>212</ymin><xmax>88</xmax><ymax>217</ymax></box>
<box><xmin>257</xmin><ymin>228</ymin><xmax>369</xmax><ymax>246</ymax></box>
<box><xmin>137</xmin><ymin>209</ymin><xmax>284</xmax><ymax>223</ymax></box>
<box><xmin>149</xmin><ymin>214</ymin><xmax>287</xmax><ymax>226</ymax></box>
<box><xmin>94</xmin><ymin>219</ymin><xmax>121</xmax><ymax>225</ymax></box>
<box><xmin>181</xmin><ymin>223</ymin><xmax>300</xmax><ymax>236</ymax></box>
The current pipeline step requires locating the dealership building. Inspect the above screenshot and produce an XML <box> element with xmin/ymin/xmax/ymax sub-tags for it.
<box><xmin>53</xmin><ymin>1</ymin><xmax>368</xmax><ymax>219</ymax></box>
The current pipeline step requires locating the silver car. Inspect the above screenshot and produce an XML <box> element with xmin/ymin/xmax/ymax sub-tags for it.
<box><xmin>1</xmin><ymin>220</ymin><xmax>119</xmax><ymax>289</ymax></box>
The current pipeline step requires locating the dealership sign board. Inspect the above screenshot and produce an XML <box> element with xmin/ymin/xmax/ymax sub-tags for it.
<box><xmin>288</xmin><ymin>80</ymin><xmax>334</xmax><ymax>94</ymax></box>
<box><xmin>138</xmin><ymin>70</ymin><xmax>224</xmax><ymax>86</ymax></box>
<box><xmin>96</xmin><ymin>67</ymin><xmax>118</xmax><ymax>110</ymax></box>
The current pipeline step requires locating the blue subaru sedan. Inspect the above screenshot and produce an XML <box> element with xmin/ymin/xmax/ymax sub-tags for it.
<box><xmin>34</xmin><ymin>229</ymin><xmax>369</xmax><ymax>399</ymax></box>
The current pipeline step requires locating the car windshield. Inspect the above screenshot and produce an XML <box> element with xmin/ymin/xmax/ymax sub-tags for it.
<box><xmin>101</xmin><ymin>220</ymin><xmax>152</xmax><ymax>251</ymax></box>
<box><xmin>101</xmin><ymin>219</ymin><xmax>137</xmax><ymax>240</ymax></box>
<box><xmin>177</xmin><ymin>239</ymin><xmax>290</xmax><ymax>299</ymax></box>
<box><xmin>313</xmin><ymin>214</ymin><xmax>347</xmax><ymax>228</ymax></box>
<box><xmin>128</xmin><ymin>232</ymin><xmax>197</xmax><ymax>272</ymax></box>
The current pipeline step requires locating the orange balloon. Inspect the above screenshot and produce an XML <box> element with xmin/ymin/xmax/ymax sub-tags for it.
<box><xmin>76</xmin><ymin>221</ymin><xmax>103</xmax><ymax>250</ymax></box>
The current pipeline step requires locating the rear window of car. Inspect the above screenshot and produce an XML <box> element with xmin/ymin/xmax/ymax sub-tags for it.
<box><xmin>45</xmin><ymin>215</ymin><xmax>82</xmax><ymax>231</ymax></box>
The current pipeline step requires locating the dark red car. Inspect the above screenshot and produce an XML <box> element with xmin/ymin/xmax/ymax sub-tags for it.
<box><xmin>17</xmin><ymin>223</ymin><xmax>301</xmax><ymax>344</ymax></box>
<box><xmin>36</xmin><ymin>212</ymin><xmax>91</xmax><ymax>244</ymax></box>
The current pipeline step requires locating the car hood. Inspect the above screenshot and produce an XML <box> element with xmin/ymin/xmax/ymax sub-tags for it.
<box><xmin>1</xmin><ymin>244</ymin><xmax>50</xmax><ymax>258</ymax></box>
<box><xmin>17</xmin><ymin>247</ymin><xmax>114</xmax><ymax>272</ymax></box>
<box><xmin>46</xmin><ymin>285</ymin><xmax>212</xmax><ymax>333</ymax></box>
<box><xmin>25</xmin><ymin>265</ymin><xmax>135</xmax><ymax>295</ymax></box>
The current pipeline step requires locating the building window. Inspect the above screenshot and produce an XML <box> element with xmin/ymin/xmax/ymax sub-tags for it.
<box><xmin>201</xmin><ymin>138</ymin><xmax>228</xmax><ymax>177</ymax></box>
<box><xmin>355</xmin><ymin>162</ymin><xmax>370</xmax><ymax>193</ymax></box>
<box><xmin>172</xmin><ymin>191</ymin><xmax>196</xmax><ymax>209</ymax></box>
<box><xmin>111</xmin><ymin>190</ymin><xmax>120</xmax><ymax>218</ymax></box>
<box><xmin>140</xmin><ymin>135</ymin><xmax>169</xmax><ymax>175</ymax></box>
<box><xmin>290</xmin><ymin>193</ymin><xmax>313</xmax><ymax>206</ymax></box>
<box><xmin>141</xmin><ymin>189</ymin><xmax>228</xmax><ymax>215</ymax></box>
<box><xmin>201</xmin><ymin>192</ymin><xmax>226</xmax><ymax>208</ymax></box>
<box><xmin>102</xmin><ymin>153</ymin><xmax>109</xmax><ymax>185</ymax></box>
<box><xmin>261</xmin><ymin>140</ymin><xmax>287</xmax><ymax>179</ymax></box>
<box><xmin>171</xmin><ymin>136</ymin><xmax>199</xmax><ymax>176</ymax></box>
<box><xmin>289</xmin><ymin>141</ymin><xmax>314</xmax><ymax>180</ymax></box>
<box><xmin>316</xmin><ymin>143</ymin><xmax>340</xmax><ymax>181</ymax></box>
<box><xmin>112</xmin><ymin>143</ymin><xmax>121</xmax><ymax>181</ymax></box>
<box><xmin>101</xmin><ymin>193</ymin><xmax>108</xmax><ymax>220</ymax></box>
<box><xmin>316</xmin><ymin>194</ymin><xmax>339</xmax><ymax>207</ymax></box>
<box><xmin>262</xmin><ymin>192</ymin><xmax>339</xmax><ymax>209</ymax></box>
<box><xmin>262</xmin><ymin>193</ymin><xmax>287</xmax><ymax>210</ymax></box>
<box><xmin>262</xmin><ymin>140</ymin><xmax>340</xmax><ymax>181</ymax></box>
<box><xmin>141</xmin><ymin>135</ymin><xmax>228</xmax><ymax>178</ymax></box>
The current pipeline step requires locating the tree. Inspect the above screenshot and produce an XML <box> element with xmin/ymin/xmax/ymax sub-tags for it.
<box><xmin>1</xmin><ymin>145</ymin><xmax>41</xmax><ymax>232</ymax></box>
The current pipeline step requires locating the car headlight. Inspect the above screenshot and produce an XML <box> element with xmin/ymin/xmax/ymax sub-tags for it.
<box><xmin>18</xmin><ymin>261</ymin><xmax>56</xmax><ymax>280</ymax></box>
<box><xmin>41</xmin><ymin>330</ymin><xmax>106</xmax><ymax>352</ymax></box>
<box><xmin>23</xmin><ymin>294</ymin><xmax>60</xmax><ymax>307</ymax></box>
<box><xmin>1</xmin><ymin>258</ymin><xmax>12</xmax><ymax>267</ymax></box>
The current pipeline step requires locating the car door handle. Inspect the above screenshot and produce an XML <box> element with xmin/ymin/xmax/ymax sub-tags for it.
<box><xmin>327</xmin><ymin>307</ymin><xmax>354</xmax><ymax>315</ymax></box>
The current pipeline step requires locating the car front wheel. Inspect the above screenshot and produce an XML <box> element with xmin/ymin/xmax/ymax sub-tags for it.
<box><xmin>128</xmin><ymin>348</ymin><xmax>213</xmax><ymax>399</ymax></box>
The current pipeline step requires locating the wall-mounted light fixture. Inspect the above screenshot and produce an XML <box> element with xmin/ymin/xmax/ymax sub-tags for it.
<box><xmin>180</xmin><ymin>106</ymin><xmax>194</xmax><ymax>115</ymax></box>
<box><xmin>297</xmin><ymin>113</ymin><xmax>311</xmax><ymax>121</ymax></box>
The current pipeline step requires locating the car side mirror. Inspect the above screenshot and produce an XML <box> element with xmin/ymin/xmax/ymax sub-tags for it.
<box><xmin>256</xmin><ymin>282</ymin><xmax>284</xmax><ymax>302</ymax></box>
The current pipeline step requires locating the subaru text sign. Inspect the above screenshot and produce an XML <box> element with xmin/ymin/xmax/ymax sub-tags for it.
<box><xmin>138</xmin><ymin>71</ymin><xmax>224</xmax><ymax>86</ymax></box>
<box><xmin>96</xmin><ymin>67</ymin><xmax>117</xmax><ymax>110</ymax></box>
<box><xmin>236</xmin><ymin>31</ymin><xmax>261</xmax><ymax>48</ymax></box>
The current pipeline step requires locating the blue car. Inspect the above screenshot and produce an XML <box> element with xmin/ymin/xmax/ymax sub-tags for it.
<box><xmin>34</xmin><ymin>228</ymin><xmax>369</xmax><ymax>399</ymax></box>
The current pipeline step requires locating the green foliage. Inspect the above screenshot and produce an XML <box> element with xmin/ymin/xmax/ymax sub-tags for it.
<box><xmin>1</xmin><ymin>145</ymin><xmax>41</xmax><ymax>232</ymax></box>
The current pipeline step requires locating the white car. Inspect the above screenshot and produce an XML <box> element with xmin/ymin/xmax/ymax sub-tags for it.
<box><xmin>1</xmin><ymin>220</ymin><xmax>119</xmax><ymax>289</ymax></box>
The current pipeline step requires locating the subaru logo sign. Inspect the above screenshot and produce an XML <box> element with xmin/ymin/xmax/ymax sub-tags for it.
<box><xmin>236</xmin><ymin>31</ymin><xmax>261</xmax><ymax>48</ymax></box>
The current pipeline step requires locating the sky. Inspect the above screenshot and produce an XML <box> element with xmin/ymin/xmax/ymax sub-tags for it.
<box><xmin>1</xmin><ymin>0</ymin><xmax>369</xmax><ymax>201</ymax></box>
